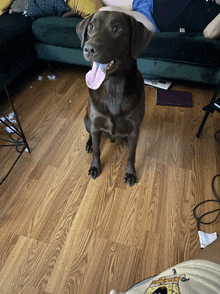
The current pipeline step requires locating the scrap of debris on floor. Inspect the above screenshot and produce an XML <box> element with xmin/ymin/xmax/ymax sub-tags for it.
<box><xmin>30</xmin><ymin>75</ymin><xmax>57</xmax><ymax>88</ymax></box>
<box><xmin>0</xmin><ymin>112</ymin><xmax>16</xmax><ymax>133</ymax></box>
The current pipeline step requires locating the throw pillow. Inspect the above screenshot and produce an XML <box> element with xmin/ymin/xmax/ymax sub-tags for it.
<box><xmin>0</xmin><ymin>0</ymin><xmax>13</xmax><ymax>15</ymax></box>
<box><xmin>65</xmin><ymin>0</ymin><xmax>103</xmax><ymax>18</ymax></box>
<box><xmin>26</xmin><ymin>0</ymin><xmax>69</xmax><ymax>18</ymax></box>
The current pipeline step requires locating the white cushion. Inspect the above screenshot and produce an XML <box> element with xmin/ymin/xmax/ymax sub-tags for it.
<box><xmin>101</xmin><ymin>0</ymin><xmax>132</xmax><ymax>10</ymax></box>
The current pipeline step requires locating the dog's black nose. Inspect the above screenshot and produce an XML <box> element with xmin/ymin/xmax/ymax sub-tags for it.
<box><xmin>84</xmin><ymin>44</ymin><xmax>96</xmax><ymax>58</ymax></box>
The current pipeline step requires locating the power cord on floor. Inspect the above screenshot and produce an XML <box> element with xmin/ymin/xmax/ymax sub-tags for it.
<box><xmin>193</xmin><ymin>130</ymin><xmax>220</xmax><ymax>231</ymax></box>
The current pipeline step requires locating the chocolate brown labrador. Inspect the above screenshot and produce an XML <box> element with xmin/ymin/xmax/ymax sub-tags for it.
<box><xmin>76</xmin><ymin>11</ymin><xmax>153</xmax><ymax>186</ymax></box>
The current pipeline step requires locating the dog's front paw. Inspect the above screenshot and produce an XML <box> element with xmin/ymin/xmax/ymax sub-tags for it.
<box><xmin>88</xmin><ymin>166</ymin><xmax>101</xmax><ymax>179</ymax></box>
<box><xmin>124</xmin><ymin>173</ymin><xmax>137</xmax><ymax>186</ymax></box>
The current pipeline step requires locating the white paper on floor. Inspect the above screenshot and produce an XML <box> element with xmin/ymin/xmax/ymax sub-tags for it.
<box><xmin>0</xmin><ymin>112</ymin><xmax>17</xmax><ymax>133</ymax></box>
<box><xmin>47</xmin><ymin>75</ymin><xmax>56</xmax><ymax>80</ymax></box>
<box><xmin>198</xmin><ymin>231</ymin><xmax>217</xmax><ymax>248</ymax></box>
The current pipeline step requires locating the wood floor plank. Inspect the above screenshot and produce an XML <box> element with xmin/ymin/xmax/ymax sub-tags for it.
<box><xmin>144</xmin><ymin>100</ymin><xmax>195</xmax><ymax>170</ymax></box>
<box><xmin>0</xmin><ymin>235</ymin><xmax>47</xmax><ymax>294</ymax></box>
<box><xmin>133</xmin><ymin>230</ymin><xmax>160</xmax><ymax>283</ymax></box>
<box><xmin>0</xmin><ymin>233</ymin><xmax>20</xmax><ymax>272</ymax></box>
<box><xmin>45</xmin><ymin>229</ymin><xmax>96</xmax><ymax>294</ymax></box>
<box><xmin>30</xmin><ymin>172</ymin><xmax>92</xmax><ymax>291</ymax></box>
<box><xmin>79</xmin><ymin>236</ymin><xmax>143</xmax><ymax>294</ymax></box>
<box><xmin>28</xmin><ymin>117</ymin><xmax>67</xmax><ymax>180</ymax></box>
<box><xmin>154</xmin><ymin>165</ymin><xmax>193</xmax><ymax>272</ymax></box>
<box><xmin>0</xmin><ymin>179</ymin><xmax>38</xmax><ymax>235</ymax></box>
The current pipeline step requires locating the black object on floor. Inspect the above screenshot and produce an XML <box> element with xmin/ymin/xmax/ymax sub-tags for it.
<box><xmin>0</xmin><ymin>86</ymin><xmax>31</xmax><ymax>185</ymax></box>
<box><xmin>156</xmin><ymin>88</ymin><xmax>192</xmax><ymax>107</ymax></box>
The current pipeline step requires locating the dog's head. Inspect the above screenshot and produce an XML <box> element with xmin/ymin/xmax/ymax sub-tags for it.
<box><xmin>76</xmin><ymin>11</ymin><xmax>153</xmax><ymax>90</ymax></box>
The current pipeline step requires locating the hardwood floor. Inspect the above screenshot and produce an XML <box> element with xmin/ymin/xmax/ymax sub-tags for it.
<box><xmin>0</xmin><ymin>63</ymin><xmax>220</xmax><ymax>294</ymax></box>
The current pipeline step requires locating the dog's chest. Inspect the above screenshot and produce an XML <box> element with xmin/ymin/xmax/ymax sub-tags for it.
<box><xmin>89</xmin><ymin>88</ymin><xmax>135</xmax><ymax>136</ymax></box>
<box><xmin>102</xmin><ymin>92</ymin><xmax>124</xmax><ymax>116</ymax></box>
<box><xmin>93</xmin><ymin>79</ymin><xmax>130</xmax><ymax>115</ymax></box>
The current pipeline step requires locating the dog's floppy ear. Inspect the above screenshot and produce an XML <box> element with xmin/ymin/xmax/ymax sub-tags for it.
<box><xmin>129</xmin><ymin>16</ymin><xmax>153</xmax><ymax>59</ymax></box>
<box><xmin>76</xmin><ymin>13</ymin><xmax>94</xmax><ymax>48</ymax></box>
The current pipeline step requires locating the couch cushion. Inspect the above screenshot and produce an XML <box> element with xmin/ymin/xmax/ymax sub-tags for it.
<box><xmin>32</xmin><ymin>16</ymin><xmax>83</xmax><ymax>48</ymax></box>
<box><xmin>141</xmin><ymin>32</ymin><xmax>220</xmax><ymax>67</ymax></box>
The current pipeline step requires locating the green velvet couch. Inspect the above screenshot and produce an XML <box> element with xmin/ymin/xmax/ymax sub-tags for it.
<box><xmin>32</xmin><ymin>15</ymin><xmax>220</xmax><ymax>85</ymax></box>
<box><xmin>1</xmin><ymin>12</ymin><xmax>220</xmax><ymax>95</ymax></box>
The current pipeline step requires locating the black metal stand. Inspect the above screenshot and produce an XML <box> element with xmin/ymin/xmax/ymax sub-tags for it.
<box><xmin>196</xmin><ymin>81</ymin><xmax>220</xmax><ymax>138</ymax></box>
<box><xmin>0</xmin><ymin>86</ymin><xmax>31</xmax><ymax>185</ymax></box>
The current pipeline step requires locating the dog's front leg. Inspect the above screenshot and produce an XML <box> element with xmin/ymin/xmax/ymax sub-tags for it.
<box><xmin>124</xmin><ymin>132</ymin><xmax>139</xmax><ymax>186</ymax></box>
<box><xmin>88</xmin><ymin>130</ymin><xmax>101</xmax><ymax>179</ymax></box>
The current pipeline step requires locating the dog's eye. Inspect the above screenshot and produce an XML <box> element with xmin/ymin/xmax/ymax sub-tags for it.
<box><xmin>89</xmin><ymin>23</ymin><xmax>93</xmax><ymax>30</ymax></box>
<box><xmin>112</xmin><ymin>26</ymin><xmax>119</xmax><ymax>32</ymax></box>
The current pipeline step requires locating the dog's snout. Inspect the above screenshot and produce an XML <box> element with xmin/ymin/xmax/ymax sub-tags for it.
<box><xmin>84</xmin><ymin>44</ymin><xmax>96</xmax><ymax>58</ymax></box>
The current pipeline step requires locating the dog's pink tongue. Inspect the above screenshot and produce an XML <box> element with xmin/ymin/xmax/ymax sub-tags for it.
<box><xmin>86</xmin><ymin>62</ymin><xmax>108</xmax><ymax>90</ymax></box>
